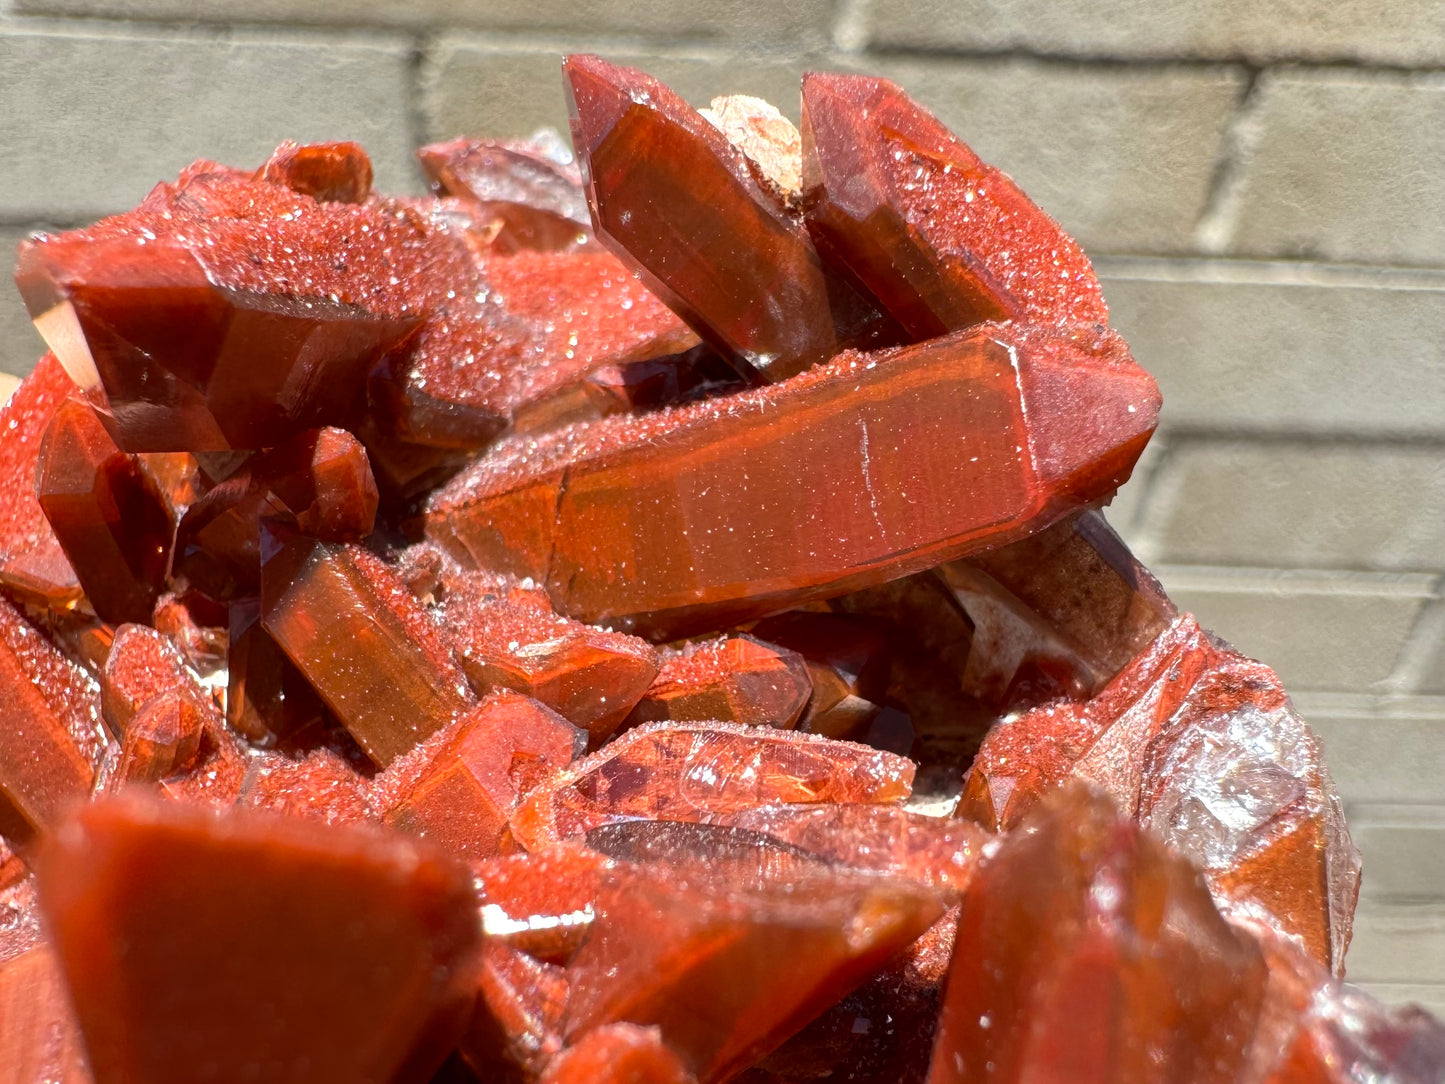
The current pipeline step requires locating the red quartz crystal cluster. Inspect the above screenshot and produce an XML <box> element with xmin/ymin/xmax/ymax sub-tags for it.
<box><xmin>0</xmin><ymin>55</ymin><xmax>1439</xmax><ymax>1084</ymax></box>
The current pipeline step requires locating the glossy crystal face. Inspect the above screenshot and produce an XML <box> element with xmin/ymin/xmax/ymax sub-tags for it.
<box><xmin>0</xmin><ymin>58</ymin><xmax>1431</xmax><ymax>1084</ymax></box>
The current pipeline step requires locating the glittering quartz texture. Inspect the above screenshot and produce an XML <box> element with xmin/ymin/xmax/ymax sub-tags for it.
<box><xmin>507</xmin><ymin>721</ymin><xmax>915</xmax><ymax>853</ymax></box>
<box><xmin>37</xmin><ymin>795</ymin><xmax>481</xmax><ymax>1084</ymax></box>
<box><xmin>928</xmin><ymin>785</ymin><xmax>1269</xmax><ymax>1084</ymax></box>
<box><xmin>0</xmin><ymin>353</ymin><xmax>82</xmax><ymax>609</ymax></box>
<box><xmin>563</xmin><ymin>54</ymin><xmax>898</xmax><ymax>382</ymax></box>
<box><xmin>426</xmin><ymin>322</ymin><xmax>1159</xmax><ymax>637</ymax></box>
<box><xmin>800</xmin><ymin>71</ymin><xmax>1107</xmax><ymax>339</ymax></box>
<box><xmin>622</xmin><ymin>635</ymin><xmax>813</xmax><ymax>731</ymax></box>
<box><xmin>961</xmin><ymin>613</ymin><xmax>1360</xmax><ymax>974</ymax></box>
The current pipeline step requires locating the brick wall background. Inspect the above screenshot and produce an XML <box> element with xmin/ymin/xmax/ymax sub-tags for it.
<box><xmin>1</xmin><ymin>0</ymin><xmax>1442</xmax><ymax>1008</ymax></box>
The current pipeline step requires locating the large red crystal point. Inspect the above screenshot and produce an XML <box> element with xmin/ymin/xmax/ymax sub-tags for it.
<box><xmin>0</xmin><ymin>354</ymin><xmax>82</xmax><ymax>609</ymax></box>
<box><xmin>508</xmin><ymin>721</ymin><xmax>914</xmax><ymax>852</ymax></box>
<box><xmin>562</xmin><ymin>856</ymin><xmax>944</xmax><ymax>1083</ymax></box>
<box><xmin>386</xmin><ymin>692</ymin><xmax>586</xmax><ymax>859</ymax></box>
<box><xmin>623</xmin><ymin>635</ymin><xmax>813</xmax><ymax>730</ymax></box>
<box><xmin>37</xmin><ymin>397</ymin><xmax>174</xmax><ymax>625</ymax></box>
<box><xmin>14</xmin><ymin>176</ymin><xmax>422</xmax><ymax>452</ymax></box>
<box><xmin>928</xmin><ymin>785</ymin><xmax>1268</xmax><ymax>1084</ymax></box>
<box><xmin>261</xmin><ymin>530</ymin><xmax>475</xmax><ymax>766</ymax></box>
<box><xmin>427</xmin><ymin>322</ymin><xmax>1158</xmax><ymax>636</ymax></box>
<box><xmin>0</xmin><ymin>596</ymin><xmax>103</xmax><ymax>846</ymax></box>
<box><xmin>563</xmin><ymin>54</ymin><xmax>896</xmax><ymax>382</ymax></box>
<box><xmin>800</xmin><ymin>71</ymin><xmax>1108</xmax><ymax>339</ymax></box>
<box><xmin>37</xmin><ymin>794</ymin><xmax>481</xmax><ymax>1084</ymax></box>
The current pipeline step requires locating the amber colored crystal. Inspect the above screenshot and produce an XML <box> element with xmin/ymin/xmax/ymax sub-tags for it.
<box><xmin>562</xmin><ymin>857</ymin><xmax>944</xmax><ymax>1083</ymax></box>
<box><xmin>418</xmin><ymin>136</ymin><xmax>591</xmax><ymax>254</ymax></box>
<box><xmin>153</xmin><ymin>715</ymin><xmax>251</xmax><ymax>810</ymax></box>
<box><xmin>151</xmin><ymin>590</ymin><xmax>228</xmax><ymax>679</ymax></box>
<box><xmin>256</xmin><ymin>140</ymin><xmax>374</xmax><ymax>204</ymax></box>
<box><xmin>440</xmin><ymin>574</ymin><xmax>660</xmax><ymax>743</ymax></box>
<box><xmin>37</xmin><ymin>794</ymin><xmax>481</xmax><ymax>1084</ymax></box>
<box><xmin>928</xmin><ymin>785</ymin><xmax>1268</xmax><ymax>1084</ymax></box>
<box><xmin>800</xmin><ymin>71</ymin><xmax>1107</xmax><ymax>339</ymax></box>
<box><xmin>563</xmin><ymin>54</ymin><xmax>897</xmax><ymax>382</ymax></box>
<box><xmin>960</xmin><ymin>614</ymin><xmax>1360</xmax><ymax>973</ymax></box>
<box><xmin>427</xmin><ymin>323</ymin><xmax>1159</xmax><ymax>637</ymax></box>
<box><xmin>0</xmin><ymin>944</ymin><xmax>91</xmax><ymax>1084</ymax></box>
<box><xmin>624</xmin><ymin>635</ymin><xmax>813</xmax><ymax>731</ymax></box>
<box><xmin>462</xmin><ymin>941</ymin><xmax>571</xmax><ymax>1083</ymax></box>
<box><xmin>508</xmin><ymin>721</ymin><xmax>914</xmax><ymax>852</ymax></box>
<box><xmin>36</xmin><ymin>397</ymin><xmax>174</xmax><ymax>625</ymax></box>
<box><xmin>0</xmin><ymin>354</ymin><xmax>81</xmax><ymax>609</ymax></box>
<box><xmin>226</xmin><ymin>598</ymin><xmax>329</xmax><ymax>746</ymax></box>
<box><xmin>748</xmin><ymin>612</ymin><xmax>892</xmax><ymax>739</ymax></box>
<box><xmin>0</xmin><ymin>596</ymin><xmax>102</xmax><ymax>845</ymax></box>
<box><xmin>262</xmin><ymin>530</ymin><xmax>475</xmax><ymax>766</ymax></box>
<box><xmin>386</xmin><ymin>693</ymin><xmax>585</xmax><ymax>859</ymax></box>
<box><xmin>117</xmin><ymin>689</ymin><xmax>206</xmax><ymax>783</ymax></box>
<box><xmin>543</xmin><ymin>1024</ymin><xmax>696</xmax><ymax>1084</ymax></box>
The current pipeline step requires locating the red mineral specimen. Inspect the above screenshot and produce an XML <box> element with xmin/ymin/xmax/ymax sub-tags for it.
<box><xmin>0</xmin><ymin>596</ymin><xmax>102</xmax><ymax>846</ymax></box>
<box><xmin>800</xmin><ymin>71</ymin><xmax>1108</xmax><ymax>339</ymax></box>
<box><xmin>543</xmin><ymin>1024</ymin><xmax>696</xmax><ymax>1084</ymax></box>
<box><xmin>748</xmin><ymin>612</ymin><xmax>892</xmax><ymax>739</ymax></box>
<box><xmin>256</xmin><ymin>139</ymin><xmax>374</xmax><ymax>204</ymax></box>
<box><xmin>116</xmin><ymin>689</ymin><xmax>206</xmax><ymax>784</ymax></box>
<box><xmin>463</xmin><ymin>941</ymin><xmax>571</xmax><ymax>1082</ymax></box>
<box><xmin>427</xmin><ymin>322</ymin><xmax>1159</xmax><ymax>637</ymax></box>
<box><xmin>508</xmin><ymin>721</ymin><xmax>914</xmax><ymax>852</ymax></box>
<box><xmin>475</xmin><ymin>843</ymin><xmax>611</xmax><ymax>962</ymax></box>
<box><xmin>0</xmin><ymin>353</ymin><xmax>81</xmax><ymax>609</ymax></box>
<box><xmin>960</xmin><ymin>614</ymin><xmax>1360</xmax><ymax>973</ymax></box>
<box><xmin>14</xmin><ymin>166</ymin><xmax>422</xmax><ymax>452</ymax></box>
<box><xmin>386</xmin><ymin>692</ymin><xmax>586</xmax><ymax>859</ymax></box>
<box><xmin>623</xmin><ymin>635</ymin><xmax>813</xmax><ymax>731</ymax></box>
<box><xmin>100</xmin><ymin>623</ymin><xmax>195</xmax><ymax>738</ymax></box>
<box><xmin>928</xmin><ymin>785</ymin><xmax>1268</xmax><ymax>1084</ymax></box>
<box><xmin>261</xmin><ymin>531</ymin><xmax>475</xmax><ymax>765</ymax></box>
<box><xmin>563</xmin><ymin>54</ymin><xmax>896</xmax><ymax>382</ymax></box>
<box><xmin>418</xmin><ymin>135</ymin><xmax>591</xmax><ymax>253</ymax></box>
<box><xmin>38</xmin><ymin>795</ymin><xmax>481</xmax><ymax>1084</ymax></box>
<box><xmin>226</xmin><ymin>599</ymin><xmax>329</xmax><ymax>746</ymax></box>
<box><xmin>36</xmin><ymin>397</ymin><xmax>174</xmax><ymax>625</ymax></box>
<box><xmin>440</xmin><ymin>573</ymin><xmax>660</xmax><ymax>743</ymax></box>
<box><xmin>562</xmin><ymin>855</ymin><xmax>944</xmax><ymax>1083</ymax></box>
<box><xmin>238</xmin><ymin>747</ymin><xmax>372</xmax><ymax>827</ymax></box>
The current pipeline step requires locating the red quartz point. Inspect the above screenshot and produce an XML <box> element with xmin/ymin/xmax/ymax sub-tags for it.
<box><xmin>508</xmin><ymin>721</ymin><xmax>914</xmax><ymax>852</ymax></box>
<box><xmin>562</xmin><ymin>858</ymin><xmax>944</xmax><ymax>1083</ymax></box>
<box><xmin>427</xmin><ymin>322</ymin><xmax>1158</xmax><ymax>637</ymax></box>
<box><xmin>0</xmin><ymin>354</ymin><xmax>81</xmax><ymax>609</ymax></box>
<box><xmin>13</xmin><ymin>167</ymin><xmax>422</xmax><ymax>453</ymax></box>
<box><xmin>462</xmin><ymin>941</ymin><xmax>570</xmax><ymax>1082</ymax></box>
<box><xmin>800</xmin><ymin>71</ymin><xmax>1108</xmax><ymax>339</ymax></box>
<box><xmin>418</xmin><ymin>136</ymin><xmax>591</xmax><ymax>253</ymax></box>
<box><xmin>0</xmin><ymin>596</ymin><xmax>102</xmax><ymax>846</ymax></box>
<box><xmin>261</xmin><ymin>530</ymin><xmax>475</xmax><ymax>766</ymax></box>
<box><xmin>544</xmin><ymin>1024</ymin><xmax>696</xmax><ymax>1084</ymax></box>
<box><xmin>961</xmin><ymin>614</ymin><xmax>1360</xmax><ymax>974</ymax></box>
<box><xmin>37</xmin><ymin>794</ymin><xmax>481</xmax><ymax>1084</ymax></box>
<box><xmin>256</xmin><ymin>140</ymin><xmax>374</xmax><ymax>203</ymax></box>
<box><xmin>927</xmin><ymin>785</ymin><xmax>1268</xmax><ymax>1084</ymax></box>
<box><xmin>117</xmin><ymin>689</ymin><xmax>206</xmax><ymax>784</ymax></box>
<box><xmin>748</xmin><ymin>612</ymin><xmax>892</xmax><ymax>739</ymax></box>
<box><xmin>623</xmin><ymin>635</ymin><xmax>813</xmax><ymax>730</ymax></box>
<box><xmin>36</xmin><ymin>397</ymin><xmax>174</xmax><ymax>625</ymax></box>
<box><xmin>227</xmin><ymin>598</ymin><xmax>329</xmax><ymax>746</ymax></box>
<box><xmin>152</xmin><ymin>589</ymin><xmax>228</xmax><ymax>679</ymax></box>
<box><xmin>0</xmin><ymin>944</ymin><xmax>91</xmax><ymax>1084</ymax></box>
<box><xmin>475</xmin><ymin>843</ymin><xmax>611</xmax><ymax>962</ymax></box>
<box><xmin>386</xmin><ymin>692</ymin><xmax>586</xmax><ymax>859</ymax></box>
<box><xmin>563</xmin><ymin>54</ymin><xmax>896</xmax><ymax>382</ymax></box>
<box><xmin>100</xmin><ymin>623</ymin><xmax>197</xmax><ymax>738</ymax></box>
<box><xmin>441</xmin><ymin>573</ymin><xmax>660</xmax><ymax>743</ymax></box>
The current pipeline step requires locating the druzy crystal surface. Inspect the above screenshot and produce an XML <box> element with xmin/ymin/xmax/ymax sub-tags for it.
<box><xmin>0</xmin><ymin>55</ymin><xmax>1426</xmax><ymax>1084</ymax></box>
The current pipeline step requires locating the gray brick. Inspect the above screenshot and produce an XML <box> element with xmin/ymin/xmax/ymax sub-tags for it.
<box><xmin>1136</xmin><ymin>441</ymin><xmax>1445</xmax><ymax>573</ymax></box>
<box><xmin>848</xmin><ymin>56</ymin><xmax>1244</xmax><ymax>255</ymax></box>
<box><xmin>1296</xmin><ymin>694</ymin><xmax>1445</xmax><ymax>806</ymax></box>
<box><xmin>0</xmin><ymin>27</ymin><xmax>420</xmax><ymax>222</ymax></box>
<box><xmin>421</xmin><ymin>40</ymin><xmax>819</xmax><ymax>144</ymax></box>
<box><xmin>1224</xmin><ymin>71</ymin><xmax>1445</xmax><ymax>267</ymax></box>
<box><xmin>0</xmin><ymin>227</ymin><xmax>48</xmax><ymax>378</ymax></box>
<box><xmin>861</xmin><ymin>0</ymin><xmax>1445</xmax><ymax>67</ymax></box>
<box><xmin>1401</xmin><ymin>599</ymin><xmax>1445</xmax><ymax>695</ymax></box>
<box><xmin>1098</xmin><ymin>259</ymin><xmax>1445</xmax><ymax>438</ymax></box>
<box><xmin>11</xmin><ymin>0</ymin><xmax>832</xmax><ymax>43</ymax></box>
<box><xmin>1350</xmin><ymin>805</ymin><xmax>1445</xmax><ymax>902</ymax></box>
<box><xmin>1357</xmin><ymin>983</ymin><xmax>1445</xmax><ymax>1020</ymax></box>
<box><xmin>1344</xmin><ymin>901</ymin><xmax>1445</xmax><ymax>984</ymax></box>
<box><xmin>1154</xmin><ymin>566</ymin><xmax>1434</xmax><ymax>692</ymax></box>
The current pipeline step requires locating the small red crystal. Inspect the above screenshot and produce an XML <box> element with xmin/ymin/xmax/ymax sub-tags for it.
<box><xmin>623</xmin><ymin>635</ymin><xmax>813</xmax><ymax>731</ymax></box>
